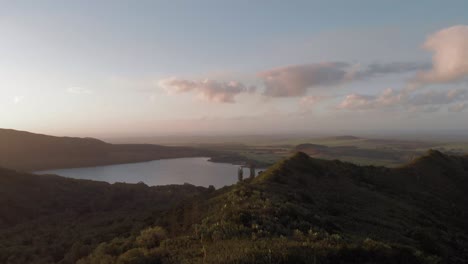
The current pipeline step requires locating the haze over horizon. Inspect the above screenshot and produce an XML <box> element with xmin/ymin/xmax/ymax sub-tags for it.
<box><xmin>1</xmin><ymin>0</ymin><xmax>468</xmax><ymax>137</ymax></box>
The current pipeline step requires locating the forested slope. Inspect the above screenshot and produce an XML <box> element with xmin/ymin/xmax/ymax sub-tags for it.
<box><xmin>0</xmin><ymin>167</ymin><xmax>210</xmax><ymax>263</ymax></box>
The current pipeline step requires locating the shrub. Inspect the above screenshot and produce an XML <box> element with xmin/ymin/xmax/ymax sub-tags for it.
<box><xmin>116</xmin><ymin>248</ymin><xmax>147</xmax><ymax>264</ymax></box>
<box><xmin>136</xmin><ymin>226</ymin><xmax>167</xmax><ymax>249</ymax></box>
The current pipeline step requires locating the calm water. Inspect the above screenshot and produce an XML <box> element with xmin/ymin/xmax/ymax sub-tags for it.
<box><xmin>36</xmin><ymin>157</ymin><xmax>263</xmax><ymax>188</ymax></box>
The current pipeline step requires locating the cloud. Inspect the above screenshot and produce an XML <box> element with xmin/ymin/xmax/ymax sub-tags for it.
<box><xmin>449</xmin><ymin>102</ymin><xmax>468</xmax><ymax>112</ymax></box>
<box><xmin>67</xmin><ymin>87</ymin><xmax>93</xmax><ymax>94</ymax></box>
<box><xmin>13</xmin><ymin>96</ymin><xmax>24</xmax><ymax>104</ymax></box>
<box><xmin>337</xmin><ymin>88</ymin><xmax>404</xmax><ymax>110</ymax></box>
<box><xmin>337</xmin><ymin>87</ymin><xmax>468</xmax><ymax>112</ymax></box>
<box><xmin>158</xmin><ymin>78</ymin><xmax>255</xmax><ymax>103</ymax></box>
<box><xmin>258</xmin><ymin>62</ymin><xmax>428</xmax><ymax>97</ymax></box>
<box><xmin>359</xmin><ymin>62</ymin><xmax>431</xmax><ymax>79</ymax></box>
<box><xmin>337</xmin><ymin>25</ymin><xmax>468</xmax><ymax>113</ymax></box>
<box><xmin>158</xmin><ymin>60</ymin><xmax>429</xmax><ymax>102</ymax></box>
<box><xmin>415</xmin><ymin>25</ymin><xmax>468</xmax><ymax>84</ymax></box>
<box><xmin>158</xmin><ymin>25</ymin><xmax>467</xmax><ymax>107</ymax></box>
<box><xmin>298</xmin><ymin>95</ymin><xmax>332</xmax><ymax>112</ymax></box>
<box><xmin>408</xmin><ymin>89</ymin><xmax>468</xmax><ymax>106</ymax></box>
<box><xmin>258</xmin><ymin>62</ymin><xmax>352</xmax><ymax>97</ymax></box>
<box><xmin>337</xmin><ymin>93</ymin><xmax>377</xmax><ymax>110</ymax></box>
<box><xmin>412</xmin><ymin>105</ymin><xmax>441</xmax><ymax>113</ymax></box>
<box><xmin>299</xmin><ymin>95</ymin><xmax>328</xmax><ymax>106</ymax></box>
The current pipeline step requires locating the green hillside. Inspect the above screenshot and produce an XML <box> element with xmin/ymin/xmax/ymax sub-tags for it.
<box><xmin>2</xmin><ymin>150</ymin><xmax>466</xmax><ymax>263</ymax></box>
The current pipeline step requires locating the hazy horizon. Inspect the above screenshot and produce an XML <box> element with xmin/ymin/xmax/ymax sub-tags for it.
<box><xmin>1</xmin><ymin>0</ymin><xmax>468</xmax><ymax>137</ymax></box>
<box><xmin>4</xmin><ymin>126</ymin><xmax>468</xmax><ymax>144</ymax></box>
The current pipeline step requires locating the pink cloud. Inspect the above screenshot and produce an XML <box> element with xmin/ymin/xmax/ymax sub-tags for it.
<box><xmin>415</xmin><ymin>25</ymin><xmax>468</xmax><ymax>84</ymax></box>
<box><xmin>159</xmin><ymin>78</ymin><xmax>255</xmax><ymax>103</ymax></box>
<box><xmin>299</xmin><ymin>95</ymin><xmax>328</xmax><ymax>106</ymax></box>
<box><xmin>298</xmin><ymin>95</ymin><xmax>332</xmax><ymax>112</ymax></box>
<box><xmin>338</xmin><ymin>25</ymin><xmax>468</xmax><ymax>113</ymax></box>
<box><xmin>258</xmin><ymin>62</ymin><xmax>428</xmax><ymax>97</ymax></box>
<box><xmin>449</xmin><ymin>102</ymin><xmax>468</xmax><ymax>112</ymax></box>
<box><xmin>337</xmin><ymin>88</ymin><xmax>403</xmax><ymax>110</ymax></box>
<box><xmin>338</xmin><ymin>88</ymin><xmax>468</xmax><ymax>112</ymax></box>
<box><xmin>337</xmin><ymin>93</ymin><xmax>376</xmax><ymax>110</ymax></box>
<box><xmin>258</xmin><ymin>62</ymin><xmax>352</xmax><ymax>97</ymax></box>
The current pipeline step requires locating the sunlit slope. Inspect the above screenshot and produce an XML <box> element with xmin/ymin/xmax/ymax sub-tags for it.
<box><xmin>86</xmin><ymin>151</ymin><xmax>466</xmax><ymax>263</ymax></box>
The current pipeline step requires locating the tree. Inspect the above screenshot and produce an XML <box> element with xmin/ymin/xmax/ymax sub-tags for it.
<box><xmin>238</xmin><ymin>167</ymin><xmax>244</xmax><ymax>182</ymax></box>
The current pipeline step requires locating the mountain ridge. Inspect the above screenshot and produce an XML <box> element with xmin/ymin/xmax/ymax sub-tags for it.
<box><xmin>140</xmin><ymin>151</ymin><xmax>467</xmax><ymax>263</ymax></box>
<box><xmin>0</xmin><ymin>128</ymin><xmax>212</xmax><ymax>171</ymax></box>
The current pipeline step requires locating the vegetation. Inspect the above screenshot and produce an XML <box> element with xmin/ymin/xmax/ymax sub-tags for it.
<box><xmin>3</xmin><ymin>128</ymin><xmax>468</xmax><ymax>172</ymax></box>
<box><xmin>1</xmin><ymin>150</ymin><xmax>467</xmax><ymax>263</ymax></box>
<box><xmin>0</xmin><ymin>167</ymin><xmax>210</xmax><ymax>263</ymax></box>
<box><xmin>173</xmin><ymin>134</ymin><xmax>468</xmax><ymax>167</ymax></box>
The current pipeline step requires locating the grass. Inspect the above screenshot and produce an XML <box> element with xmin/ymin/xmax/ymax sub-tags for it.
<box><xmin>205</xmin><ymin>136</ymin><xmax>468</xmax><ymax>168</ymax></box>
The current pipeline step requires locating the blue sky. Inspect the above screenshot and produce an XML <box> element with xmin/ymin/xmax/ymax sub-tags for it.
<box><xmin>1</xmin><ymin>0</ymin><xmax>467</xmax><ymax>137</ymax></box>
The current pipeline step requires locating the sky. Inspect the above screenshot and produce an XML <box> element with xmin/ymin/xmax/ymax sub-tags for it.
<box><xmin>1</xmin><ymin>0</ymin><xmax>468</xmax><ymax>137</ymax></box>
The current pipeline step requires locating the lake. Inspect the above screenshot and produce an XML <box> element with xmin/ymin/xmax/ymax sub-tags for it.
<box><xmin>35</xmin><ymin>157</ymin><xmax>263</xmax><ymax>188</ymax></box>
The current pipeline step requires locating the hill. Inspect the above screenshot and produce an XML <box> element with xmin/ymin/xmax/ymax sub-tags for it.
<box><xmin>0</xmin><ymin>129</ymin><xmax>211</xmax><ymax>171</ymax></box>
<box><xmin>294</xmin><ymin>143</ymin><xmax>418</xmax><ymax>166</ymax></box>
<box><xmin>141</xmin><ymin>150</ymin><xmax>466</xmax><ymax>263</ymax></box>
<box><xmin>325</xmin><ymin>135</ymin><xmax>361</xmax><ymax>140</ymax></box>
<box><xmin>0</xmin><ymin>167</ymin><xmax>211</xmax><ymax>263</ymax></box>
<box><xmin>1</xmin><ymin>151</ymin><xmax>467</xmax><ymax>263</ymax></box>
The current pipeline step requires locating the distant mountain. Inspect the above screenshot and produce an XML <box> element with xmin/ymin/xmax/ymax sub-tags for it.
<box><xmin>0</xmin><ymin>128</ymin><xmax>211</xmax><ymax>171</ymax></box>
<box><xmin>2</xmin><ymin>150</ymin><xmax>465</xmax><ymax>263</ymax></box>
<box><xmin>325</xmin><ymin>135</ymin><xmax>362</xmax><ymax>140</ymax></box>
<box><xmin>294</xmin><ymin>142</ymin><xmax>417</xmax><ymax>163</ymax></box>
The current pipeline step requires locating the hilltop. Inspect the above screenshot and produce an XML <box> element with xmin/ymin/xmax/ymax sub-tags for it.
<box><xmin>0</xmin><ymin>129</ymin><xmax>211</xmax><ymax>171</ymax></box>
<box><xmin>142</xmin><ymin>150</ymin><xmax>466</xmax><ymax>263</ymax></box>
<box><xmin>1</xmin><ymin>151</ymin><xmax>466</xmax><ymax>263</ymax></box>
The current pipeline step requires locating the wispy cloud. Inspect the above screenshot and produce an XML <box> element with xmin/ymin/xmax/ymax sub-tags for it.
<box><xmin>448</xmin><ymin>102</ymin><xmax>468</xmax><ymax>112</ymax></box>
<box><xmin>409</xmin><ymin>89</ymin><xmax>468</xmax><ymax>106</ymax></box>
<box><xmin>158</xmin><ymin>77</ymin><xmax>255</xmax><ymax>103</ymax></box>
<box><xmin>337</xmin><ymin>93</ymin><xmax>380</xmax><ymax>110</ymax></box>
<box><xmin>13</xmin><ymin>96</ymin><xmax>24</xmax><ymax>104</ymax></box>
<box><xmin>337</xmin><ymin>87</ymin><xmax>468</xmax><ymax>112</ymax></box>
<box><xmin>258</xmin><ymin>62</ymin><xmax>428</xmax><ymax>97</ymax></box>
<box><xmin>299</xmin><ymin>95</ymin><xmax>329</xmax><ymax>106</ymax></box>
<box><xmin>67</xmin><ymin>87</ymin><xmax>93</xmax><ymax>94</ymax></box>
<box><xmin>359</xmin><ymin>62</ymin><xmax>431</xmax><ymax>79</ymax></box>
